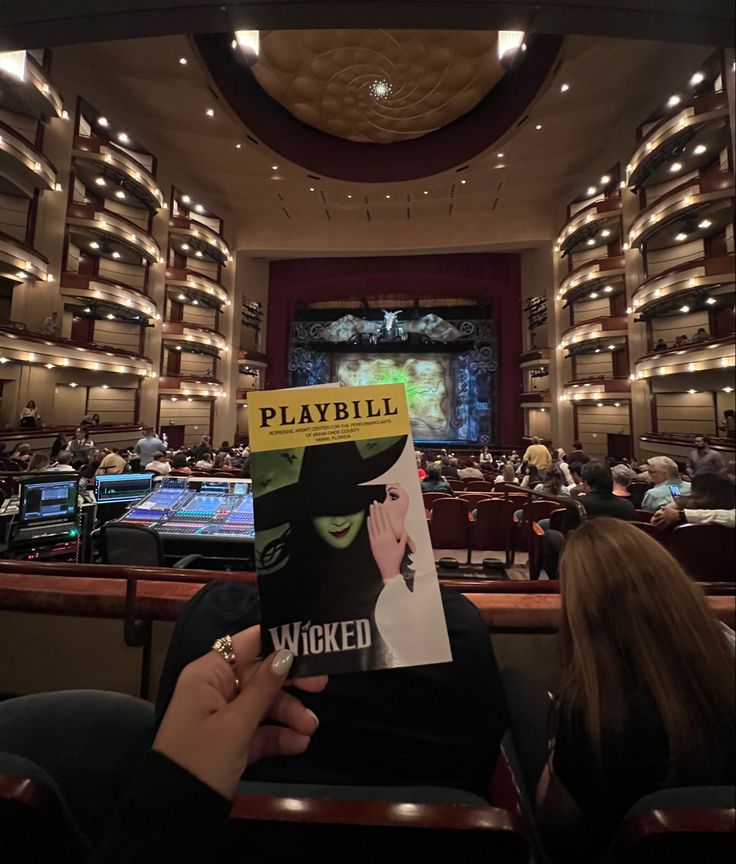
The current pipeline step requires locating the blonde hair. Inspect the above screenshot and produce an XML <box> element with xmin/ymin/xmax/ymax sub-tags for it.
<box><xmin>95</xmin><ymin>453</ymin><xmax>126</xmax><ymax>475</ymax></box>
<box><xmin>502</xmin><ymin>462</ymin><xmax>516</xmax><ymax>482</ymax></box>
<box><xmin>558</xmin><ymin>518</ymin><xmax>734</xmax><ymax>782</ymax></box>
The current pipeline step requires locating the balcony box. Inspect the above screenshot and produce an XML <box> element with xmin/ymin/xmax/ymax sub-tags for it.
<box><xmin>169</xmin><ymin>216</ymin><xmax>230</xmax><ymax>264</ymax></box>
<box><xmin>0</xmin><ymin>52</ymin><xmax>63</xmax><ymax>118</ymax></box>
<box><xmin>158</xmin><ymin>374</ymin><xmax>224</xmax><ymax>398</ymax></box>
<box><xmin>60</xmin><ymin>273</ymin><xmax>157</xmax><ymax>323</ymax></box>
<box><xmin>0</xmin><ymin>230</ymin><xmax>48</xmax><ymax>282</ymax></box>
<box><xmin>0</xmin><ymin>120</ymin><xmax>57</xmax><ymax>197</ymax></box>
<box><xmin>557</xmin><ymin>197</ymin><xmax>622</xmax><ymax>256</ymax></box>
<box><xmin>562</xmin><ymin>377</ymin><xmax>632</xmax><ymax>402</ymax></box>
<box><xmin>519</xmin><ymin>348</ymin><xmax>549</xmax><ymax>368</ymax></box>
<box><xmin>166</xmin><ymin>267</ymin><xmax>228</xmax><ymax>309</ymax></box>
<box><xmin>559</xmin><ymin>316</ymin><xmax>629</xmax><ymax>354</ymax></box>
<box><xmin>67</xmin><ymin>203</ymin><xmax>161</xmax><ymax>264</ymax></box>
<box><xmin>632</xmin><ymin>254</ymin><xmax>735</xmax><ymax>317</ymax></box>
<box><xmin>558</xmin><ymin>255</ymin><xmax>626</xmax><ymax>305</ymax></box>
<box><xmin>161</xmin><ymin>320</ymin><xmax>227</xmax><ymax>354</ymax></box>
<box><xmin>634</xmin><ymin>335</ymin><xmax>735</xmax><ymax>380</ymax></box>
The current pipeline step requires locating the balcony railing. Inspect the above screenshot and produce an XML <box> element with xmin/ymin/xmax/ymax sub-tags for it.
<box><xmin>632</xmin><ymin>254</ymin><xmax>735</xmax><ymax>316</ymax></box>
<box><xmin>73</xmin><ymin>135</ymin><xmax>164</xmax><ymax>210</ymax></box>
<box><xmin>0</xmin><ymin>323</ymin><xmax>153</xmax><ymax>376</ymax></box>
<box><xmin>558</xmin><ymin>255</ymin><xmax>626</xmax><ymax>304</ymax></box>
<box><xmin>158</xmin><ymin>374</ymin><xmax>225</xmax><ymax>398</ymax></box>
<box><xmin>0</xmin><ymin>119</ymin><xmax>57</xmax><ymax>195</ymax></box>
<box><xmin>60</xmin><ymin>272</ymin><xmax>158</xmax><ymax>321</ymax></box>
<box><xmin>634</xmin><ymin>334</ymin><xmax>735</xmax><ymax>380</ymax></box>
<box><xmin>67</xmin><ymin>203</ymin><xmax>161</xmax><ymax>263</ymax></box>
<box><xmin>562</xmin><ymin>377</ymin><xmax>631</xmax><ymax>402</ymax></box>
<box><xmin>559</xmin><ymin>315</ymin><xmax>629</xmax><ymax>352</ymax></box>
<box><xmin>0</xmin><ymin>230</ymin><xmax>48</xmax><ymax>282</ymax></box>
<box><xmin>161</xmin><ymin>320</ymin><xmax>227</xmax><ymax>353</ymax></box>
<box><xmin>0</xmin><ymin>52</ymin><xmax>63</xmax><ymax>118</ymax></box>
<box><xmin>627</xmin><ymin>91</ymin><xmax>729</xmax><ymax>189</ymax></box>
<box><xmin>519</xmin><ymin>348</ymin><xmax>550</xmax><ymax>366</ymax></box>
<box><xmin>628</xmin><ymin>168</ymin><xmax>734</xmax><ymax>248</ymax></box>
<box><xmin>556</xmin><ymin>196</ymin><xmax>622</xmax><ymax>255</ymax></box>
<box><xmin>165</xmin><ymin>268</ymin><xmax>228</xmax><ymax>308</ymax></box>
<box><xmin>169</xmin><ymin>216</ymin><xmax>231</xmax><ymax>264</ymax></box>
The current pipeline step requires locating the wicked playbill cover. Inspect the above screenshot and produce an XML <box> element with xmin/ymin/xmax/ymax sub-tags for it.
<box><xmin>248</xmin><ymin>383</ymin><xmax>452</xmax><ymax>676</ymax></box>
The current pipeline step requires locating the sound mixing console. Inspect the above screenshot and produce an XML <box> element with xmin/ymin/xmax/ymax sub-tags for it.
<box><xmin>119</xmin><ymin>477</ymin><xmax>254</xmax><ymax>543</ymax></box>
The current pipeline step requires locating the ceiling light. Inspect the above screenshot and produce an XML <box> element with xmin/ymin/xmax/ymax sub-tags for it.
<box><xmin>98</xmin><ymin>117</ymin><xmax>109</xmax><ymax>127</ymax></box>
<box><xmin>195</xmin><ymin>250</ymin><xmax>203</xmax><ymax>258</ymax></box>
<box><xmin>195</xmin><ymin>204</ymin><xmax>204</xmax><ymax>213</ymax></box>
<box><xmin>600</xmin><ymin>229</ymin><xmax>611</xmax><ymax>237</ymax></box>
<box><xmin>117</xmin><ymin>132</ymin><xmax>129</xmax><ymax>144</ymax></box>
<box><xmin>347</xmin><ymin>194</ymin><xmax>352</xmax><ymax>199</ymax></box>
<box><xmin>0</xmin><ymin>357</ymin><xmax>9</xmax><ymax>364</ymax></box>
<box><xmin>693</xmin><ymin>144</ymin><xmax>707</xmax><ymax>155</ymax></box>
<box><xmin>497</xmin><ymin>152</ymin><xmax>504</xmax><ymax>158</ymax></box>
<box><xmin>560</xmin><ymin>83</ymin><xmax>569</xmax><ymax>93</ymax></box>
<box><xmin>594</xmin><ymin>349</ymin><xmax>601</xmax><ymax>354</ymax></box>
<box><xmin>271</xmin><ymin>164</ymin><xmax>278</xmax><ymax>170</ymax></box>
<box><xmin>181</xmin><ymin>195</ymin><xmax>191</xmax><ymax>204</ymax></box>
<box><xmin>687</xmin><ymin>389</ymin><xmax>697</xmax><ymax>394</ymax></box>
<box><xmin>309</xmin><ymin>187</ymin><xmax>315</xmax><ymax>192</ymax></box>
<box><xmin>614</xmin><ymin>402</ymin><xmax>621</xmax><ymax>407</ymax></box>
<box><xmin>675</xmin><ymin>232</ymin><xmax>688</xmax><ymax>242</ymax></box>
<box><xmin>171</xmin><ymin>396</ymin><xmax>178</xmax><ymax>402</ymax></box>
<box><xmin>698</xmin><ymin>218</ymin><xmax>712</xmax><ymax>228</ymax></box>
<box><xmin>235</xmin><ymin>143</ymin><xmax>242</xmax><ymax>149</ymax></box>
<box><xmin>206</xmin><ymin>108</ymin><xmax>214</xmax><ymax>117</ymax></box>
<box><xmin>498</xmin><ymin>30</ymin><xmax>525</xmax><ymax>60</ymax></box>
<box><xmin>45</xmin><ymin>363</ymin><xmax>54</xmax><ymax>369</ymax></box>
<box><xmin>603</xmin><ymin>285</ymin><xmax>613</xmax><ymax>293</ymax></box>
<box><xmin>181</xmin><ymin>243</ymin><xmax>189</xmax><ymax>251</ymax></box>
<box><xmin>234</xmin><ymin>29</ymin><xmax>260</xmax><ymax>60</ymax></box>
<box><xmin>597</xmin><ymin>402</ymin><xmax>604</xmax><ymax>407</ymax></box>
<box><xmin>106</xmin><ymin>313</ymin><xmax>115</xmax><ymax>320</ymax></box>
<box><xmin>667</xmin><ymin>95</ymin><xmax>681</xmax><ymax>108</ymax></box>
<box><xmin>586</xmin><ymin>238</ymin><xmax>596</xmax><ymax>246</ymax></box>
<box><xmin>706</xmin><ymin>297</ymin><xmax>716</xmax><ymax>305</ymax></box>
<box><xmin>670</xmin><ymin>161</ymin><xmax>683</xmax><ymax>173</ymax></box>
<box><xmin>385</xmin><ymin>194</ymin><xmax>390</xmax><ymax>199</ymax></box>
<box><xmin>89</xmin><ymin>241</ymin><xmax>100</xmax><ymax>249</ymax></box>
<box><xmin>69</xmin><ymin>382</ymin><xmax>78</xmax><ymax>388</ymax></box>
<box><xmin>83</xmin><ymin>307</ymin><xmax>92</xmax><ymax>313</ymax></box>
<box><xmin>115</xmin><ymin>190</ymin><xmax>125</xmax><ymax>199</ymax></box>
<box><xmin>192</xmin><ymin>299</ymin><xmax>199</xmax><ymax>305</ymax></box>
<box><xmin>679</xmin><ymin>305</ymin><xmax>690</xmax><ymax>313</ymax></box>
<box><xmin>177</xmin><ymin>293</ymin><xmax>186</xmax><ymax>301</ymax></box>
<box><xmin>175</xmin><ymin>346</ymin><xmax>182</xmax><ymax>351</ymax></box>
<box><xmin>423</xmin><ymin>190</ymin><xmax>428</xmax><ymax>195</ymax></box>
<box><xmin>589</xmin><ymin>292</ymin><xmax>599</xmax><ymax>298</ymax></box>
<box><xmin>460</xmin><ymin>179</ymin><xmax>467</xmax><ymax>184</ymax></box>
<box><xmin>95</xmin><ymin>177</ymin><xmax>106</xmax><ymax>186</ymax></box>
<box><xmin>600</xmin><ymin>175</ymin><xmax>611</xmax><ymax>184</ymax></box>
<box><xmin>535</xmin><ymin>124</ymin><xmax>542</xmax><ymax>130</ymax></box>
<box><xmin>689</xmin><ymin>71</ymin><xmax>704</xmax><ymax>85</ymax></box>
<box><xmin>723</xmin><ymin>387</ymin><xmax>734</xmax><ymax>393</ymax></box>
<box><xmin>586</xmin><ymin>186</ymin><xmax>596</xmax><ymax>196</ymax></box>
<box><xmin>112</xmin><ymin>251</ymin><xmax>121</xmax><ymax>259</ymax></box>
<box><xmin>178</xmin><ymin>57</ymin><xmax>187</xmax><ymax>65</ymax></box>
<box><xmin>608</xmin><ymin>344</ymin><xmax>616</xmax><ymax>350</ymax></box>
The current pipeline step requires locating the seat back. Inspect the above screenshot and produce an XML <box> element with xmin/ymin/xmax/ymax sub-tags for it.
<box><xmin>429</xmin><ymin>498</ymin><xmax>470</xmax><ymax>551</ymax></box>
<box><xmin>472</xmin><ymin>498</ymin><xmax>516</xmax><ymax>552</ymax></box>
<box><xmin>446</xmin><ymin>478</ymin><xmax>465</xmax><ymax>492</ymax></box>
<box><xmin>548</xmin><ymin>508</ymin><xmax>567</xmax><ymax>533</ymax></box>
<box><xmin>631</xmin><ymin>521</ymin><xmax>660</xmax><ymax>538</ymax></box>
<box><xmin>465</xmin><ymin>480</ymin><xmax>494</xmax><ymax>492</ymax></box>
<box><xmin>669</xmin><ymin>524</ymin><xmax>736</xmax><ymax>582</ymax></box>
<box><xmin>522</xmin><ymin>500</ymin><xmax>561</xmax><ymax>524</ymax></box>
<box><xmin>98</xmin><ymin>522</ymin><xmax>164</xmax><ymax>567</ymax></box>
<box><xmin>458</xmin><ymin>491</ymin><xmax>495</xmax><ymax>508</ymax></box>
<box><xmin>422</xmin><ymin>491</ymin><xmax>453</xmax><ymax>509</ymax></box>
<box><xmin>527</xmin><ymin>522</ymin><xmax>546</xmax><ymax>581</ymax></box>
<box><xmin>635</xmin><ymin>509</ymin><xmax>653</xmax><ymax>523</ymax></box>
<box><xmin>628</xmin><ymin>482</ymin><xmax>651</xmax><ymax>508</ymax></box>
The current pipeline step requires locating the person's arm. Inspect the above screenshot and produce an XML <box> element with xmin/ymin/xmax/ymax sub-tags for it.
<box><xmin>640</xmin><ymin>489</ymin><xmax>657</xmax><ymax>512</ymax></box>
<box><xmin>683</xmin><ymin>508</ymin><xmax>735</xmax><ymax>528</ymax></box>
<box><xmin>522</xmin><ymin>446</ymin><xmax>532</xmax><ymax>462</ymax></box>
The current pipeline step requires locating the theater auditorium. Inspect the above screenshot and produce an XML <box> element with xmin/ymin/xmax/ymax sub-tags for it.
<box><xmin>0</xmin><ymin>2</ymin><xmax>734</xmax><ymax>861</ymax></box>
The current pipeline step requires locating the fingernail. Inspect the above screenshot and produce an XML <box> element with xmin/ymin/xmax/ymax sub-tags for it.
<box><xmin>271</xmin><ymin>650</ymin><xmax>294</xmax><ymax>677</ymax></box>
<box><xmin>305</xmin><ymin>708</ymin><xmax>319</xmax><ymax>727</ymax></box>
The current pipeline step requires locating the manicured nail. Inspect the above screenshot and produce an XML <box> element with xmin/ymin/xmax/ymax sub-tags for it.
<box><xmin>271</xmin><ymin>650</ymin><xmax>294</xmax><ymax>677</ymax></box>
<box><xmin>305</xmin><ymin>708</ymin><xmax>319</xmax><ymax>727</ymax></box>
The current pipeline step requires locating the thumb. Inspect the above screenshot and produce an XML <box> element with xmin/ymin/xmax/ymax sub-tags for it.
<box><xmin>228</xmin><ymin>649</ymin><xmax>294</xmax><ymax>737</ymax></box>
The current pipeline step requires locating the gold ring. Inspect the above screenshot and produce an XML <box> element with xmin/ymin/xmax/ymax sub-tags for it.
<box><xmin>212</xmin><ymin>635</ymin><xmax>239</xmax><ymax>696</ymax></box>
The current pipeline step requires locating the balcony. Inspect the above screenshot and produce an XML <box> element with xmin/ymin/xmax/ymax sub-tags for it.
<box><xmin>557</xmin><ymin>255</ymin><xmax>626</xmax><ymax>306</ymax></box>
<box><xmin>559</xmin><ymin>316</ymin><xmax>629</xmax><ymax>354</ymax></box>
<box><xmin>556</xmin><ymin>197</ymin><xmax>622</xmax><ymax>256</ymax></box>
<box><xmin>67</xmin><ymin>203</ymin><xmax>161</xmax><ymax>265</ymax></box>
<box><xmin>0</xmin><ymin>230</ymin><xmax>48</xmax><ymax>282</ymax></box>
<box><xmin>0</xmin><ymin>323</ymin><xmax>153</xmax><ymax>376</ymax></box>
<box><xmin>161</xmin><ymin>321</ymin><xmax>228</xmax><ymax>354</ymax></box>
<box><xmin>519</xmin><ymin>348</ymin><xmax>549</xmax><ymax>369</ymax></box>
<box><xmin>628</xmin><ymin>168</ymin><xmax>734</xmax><ymax>249</ymax></box>
<box><xmin>627</xmin><ymin>92</ymin><xmax>730</xmax><ymax>190</ymax></box>
<box><xmin>60</xmin><ymin>273</ymin><xmax>158</xmax><ymax>323</ymax></box>
<box><xmin>632</xmin><ymin>254</ymin><xmax>735</xmax><ymax>317</ymax></box>
<box><xmin>169</xmin><ymin>216</ymin><xmax>231</xmax><ymax>264</ymax></box>
<box><xmin>0</xmin><ymin>120</ymin><xmax>57</xmax><ymax>197</ymax></box>
<box><xmin>73</xmin><ymin>135</ymin><xmax>164</xmax><ymax>211</ymax></box>
<box><xmin>158</xmin><ymin>374</ymin><xmax>225</xmax><ymax>398</ymax></box>
<box><xmin>166</xmin><ymin>268</ymin><xmax>228</xmax><ymax>309</ymax></box>
<box><xmin>634</xmin><ymin>335</ymin><xmax>735</xmax><ymax>380</ymax></box>
<box><xmin>0</xmin><ymin>52</ymin><xmax>63</xmax><ymax>118</ymax></box>
<box><xmin>520</xmin><ymin>391</ymin><xmax>550</xmax><ymax>410</ymax></box>
<box><xmin>562</xmin><ymin>377</ymin><xmax>631</xmax><ymax>402</ymax></box>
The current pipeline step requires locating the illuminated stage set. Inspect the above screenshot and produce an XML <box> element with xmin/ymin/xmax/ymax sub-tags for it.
<box><xmin>288</xmin><ymin>304</ymin><xmax>496</xmax><ymax>444</ymax></box>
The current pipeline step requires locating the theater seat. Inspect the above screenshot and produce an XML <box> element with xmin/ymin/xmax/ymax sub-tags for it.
<box><xmin>422</xmin><ymin>491</ymin><xmax>453</xmax><ymax>509</ymax></box>
<box><xmin>429</xmin><ymin>498</ymin><xmax>470</xmax><ymax>561</ymax></box>
<box><xmin>465</xmin><ymin>481</ymin><xmax>494</xmax><ymax>492</ymax></box>
<box><xmin>669</xmin><ymin>524</ymin><xmax>736</xmax><ymax>582</ymax></box>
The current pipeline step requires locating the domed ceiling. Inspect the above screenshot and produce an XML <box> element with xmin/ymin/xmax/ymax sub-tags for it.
<box><xmin>250</xmin><ymin>30</ymin><xmax>505</xmax><ymax>144</ymax></box>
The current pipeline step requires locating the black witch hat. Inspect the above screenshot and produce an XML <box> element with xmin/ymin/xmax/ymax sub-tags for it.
<box><xmin>253</xmin><ymin>435</ymin><xmax>408</xmax><ymax>531</ymax></box>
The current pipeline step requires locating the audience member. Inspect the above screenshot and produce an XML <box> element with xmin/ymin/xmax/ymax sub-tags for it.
<box><xmin>420</xmin><ymin>466</ymin><xmax>454</xmax><ymax>495</ymax></box>
<box><xmin>611</xmin><ymin>464</ymin><xmax>635</xmax><ymax>498</ymax></box>
<box><xmin>720</xmin><ymin>409</ymin><xmax>736</xmax><ymax>439</ymax></box>
<box><xmin>692</xmin><ymin>326</ymin><xmax>709</xmax><ymax>342</ymax></box>
<box><xmin>27</xmin><ymin>452</ymin><xmax>50</xmax><ymax>472</ymax></box>
<box><xmin>494</xmin><ymin>462</ymin><xmax>519</xmax><ymax>486</ymax></box>
<box><xmin>561</xmin><ymin>462</ymin><xmax>636</xmax><ymax>533</ymax></box>
<box><xmin>49</xmin><ymin>451</ymin><xmax>75</xmax><ymax>472</ymax></box>
<box><xmin>50</xmin><ymin>431</ymin><xmax>68</xmax><ymax>459</ymax></box>
<box><xmin>11</xmin><ymin>443</ymin><xmax>32</xmax><ymax>465</ymax></box>
<box><xmin>96</xmin><ymin>453</ymin><xmax>126</xmax><ymax>475</ymax></box>
<box><xmin>440</xmin><ymin>456</ymin><xmax>460</xmax><ymax>480</ymax></box>
<box><xmin>652</xmin><ymin>472</ymin><xmax>735</xmax><ymax>530</ymax></box>
<box><xmin>537</xmin><ymin>519</ymin><xmax>735</xmax><ymax>861</ymax></box>
<box><xmin>172</xmin><ymin>453</ymin><xmax>192</xmax><ymax>474</ymax></box>
<box><xmin>41</xmin><ymin>311</ymin><xmax>59</xmax><ymax>336</ymax></box>
<box><xmin>520</xmin><ymin>464</ymin><xmax>541</xmax><ymax>489</ymax></box>
<box><xmin>640</xmin><ymin>456</ymin><xmax>691</xmax><ymax>512</ymax></box>
<box><xmin>674</xmin><ymin>334</ymin><xmax>688</xmax><ymax>346</ymax></box>
<box><xmin>534</xmin><ymin>466</ymin><xmax>569</xmax><ymax>497</ymax></box>
<box><xmin>565</xmin><ymin>462</ymin><xmax>585</xmax><ymax>497</ymax></box>
<box><xmin>67</xmin><ymin>427</ymin><xmax>94</xmax><ymax>464</ymax></box>
<box><xmin>457</xmin><ymin>458</ymin><xmax>484</xmax><ymax>481</ymax></box>
<box><xmin>135</xmin><ymin>426</ymin><xmax>165</xmax><ymax>469</ymax></box>
<box><xmin>653</xmin><ymin>502</ymin><xmax>736</xmax><ymax>529</ymax></box>
<box><xmin>522</xmin><ymin>436</ymin><xmax>552</xmax><ymax>469</ymax></box>
<box><xmin>19</xmin><ymin>400</ymin><xmax>41</xmax><ymax>429</ymax></box>
<box><xmin>214</xmin><ymin>451</ymin><xmax>231</xmax><ymax>470</ymax></box>
<box><xmin>551</xmin><ymin>449</ymin><xmax>573</xmax><ymax>485</ymax></box>
<box><xmin>688</xmin><ymin>434</ymin><xmax>724</xmax><ymax>477</ymax></box>
<box><xmin>567</xmin><ymin>441</ymin><xmax>590</xmax><ymax>464</ymax></box>
<box><xmin>146</xmin><ymin>451</ymin><xmax>172</xmax><ymax>475</ymax></box>
<box><xmin>654</xmin><ymin>337</ymin><xmax>668</xmax><ymax>350</ymax></box>
<box><xmin>195</xmin><ymin>451</ymin><xmax>215</xmax><ymax>471</ymax></box>
<box><xmin>192</xmin><ymin>435</ymin><xmax>211</xmax><ymax>461</ymax></box>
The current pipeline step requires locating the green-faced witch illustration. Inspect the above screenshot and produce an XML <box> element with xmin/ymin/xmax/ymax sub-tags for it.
<box><xmin>252</xmin><ymin>434</ymin><xmax>416</xmax><ymax>673</ymax></box>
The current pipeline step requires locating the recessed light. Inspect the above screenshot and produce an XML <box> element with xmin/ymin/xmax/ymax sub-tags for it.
<box><xmin>195</xmin><ymin>250</ymin><xmax>203</xmax><ymax>258</ymax></box>
<box><xmin>83</xmin><ymin>307</ymin><xmax>92</xmax><ymax>313</ymax></box>
<box><xmin>309</xmin><ymin>187</ymin><xmax>315</xmax><ymax>192</ymax></box>
<box><xmin>112</xmin><ymin>251</ymin><xmax>121</xmax><ymax>259</ymax></box>
<box><xmin>460</xmin><ymin>179</ymin><xmax>467</xmax><ymax>185</ymax></box>
<box><xmin>670</xmin><ymin>161</ymin><xmax>683</xmax><ymax>173</ymax></box>
<box><xmin>206</xmin><ymin>108</ymin><xmax>214</xmax><ymax>117</ymax></box>
<box><xmin>667</xmin><ymin>95</ymin><xmax>681</xmax><ymax>108</ymax></box>
<box><xmin>614</xmin><ymin>402</ymin><xmax>621</xmax><ymax>407</ymax></box>
<box><xmin>115</xmin><ymin>190</ymin><xmax>125</xmax><ymax>199</ymax></box>
<box><xmin>706</xmin><ymin>297</ymin><xmax>717</xmax><ymax>305</ymax></box>
<box><xmin>586</xmin><ymin>185</ymin><xmax>597</xmax><ymax>196</ymax></box>
<box><xmin>98</xmin><ymin>117</ymin><xmax>109</xmax><ymax>127</ymax></box>
<box><xmin>95</xmin><ymin>177</ymin><xmax>106</xmax><ymax>186</ymax></box>
<box><xmin>181</xmin><ymin>195</ymin><xmax>191</xmax><ymax>204</ymax></box>
<box><xmin>272</xmin><ymin>164</ymin><xmax>278</xmax><ymax>170</ymax></box>
<box><xmin>693</xmin><ymin>144</ymin><xmax>707</xmax><ymax>155</ymax></box>
<box><xmin>586</xmin><ymin>238</ymin><xmax>596</xmax><ymax>246</ymax></box>
<box><xmin>178</xmin><ymin>57</ymin><xmax>187</xmax><ymax>65</ymax></box>
<box><xmin>589</xmin><ymin>292</ymin><xmax>599</xmax><ymax>299</ymax></box>
<box><xmin>195</xmin><ymin>204</ymin><xmax>204</xmax><ymax>213</ymax></box>
<box><xmin>600</xmin><ymin>229</ymin><xmax>611</xmax><ymax>237</ymax></box>
<box><xmin>89</xmin><ymin>241</ymin><xmax>100</xmax><ymax>249</ymax></box>
<box><xmin>69</xmin><ymin>382</ymin><xmax>78</xmax><ymax>388</ymax></box>
<box><xmin>235</xmin><ymin>143</ymin><xmax>242</xmax><ymax>149</ymax></box>
<box><xmin>603</xmin><ymin>285</ymin><xmax>613</xmax><ymax>293</ymax></box>
<box><xmin>178</xmin><ymin>294</ymin><xmax>186</xmax><ymax>301</ymax></box>
<box><xmin>106</xmin><ymin>313</ymin><xmax>115</xmax><ymax>320</ymax></box>
<box><xmin>687</xmin><ymin>389</ymin><xmax>697</xmax><ymax>394</ymax></box>
<box><xmin>679</xmin><ymin>305</ymin><xmax>690</xmax><ymax>313</ymax></box>
<box><xmin>723</xmin><ymin>387</ymin><xmax>734</xmax><ymax>393</ymax></box>
<box><xmin>347</xmin><ymin>194</ymin><xmax>352</xmax><ymax>198</ymax></box>
<box><xmin>117</xmin><ymin>132</ymin><xmax>129</xmax><ymax>144</ymax></box>
<box><xmin>698</xmin><ymin>219</ymin><xmax>712</xmax><ymax>229</ymax></box>
<box><xmin>560</xmin><ymin>83</ymin><xmax>569</xmax><ymax>92</ymax></box>
<box><xmin>675</xmin><ymin>232</ymin><xmax>688</xmax><ymax>241</ymax></box>
<box><xmin>607</xmin><ymin>344</ymin><xmax>616</xmax><ymax>350</ymax></box>
<box><xmin>497</xmin><ymin>152</ymin><xmax>504</xmax><ymax>158</ymax></box>
<box><xmin>600</xmin><ymin>175</ymin><xmax>611</xmax><ymax>184</ymax></box>
<box><xmin>535</xmin><ymin>124</ymin><xmax>542</xmax><ymax>130</ymax></box>
<box><xmin>181</xmin><ymin>243</ymin><xmax>189</xmax><ymax>251</ymax></box>
<box><xmin>423</xmin><ymin>190</ymin><xmax>428</xmax><ymax>194</ymax></box>
<box><xmin>385</xmin><ymin>194</ymin><xmax>390</xmax><ymax>198</ymax></box>
<box><xmin>596</xmin><ymin>402</ymin><xmax>604</xmax><ymax>406</ymax></box>
<box><xmin>689</xmin><ymin>71</ymin><xmax>704</xmax><ymax>85</ymax></box>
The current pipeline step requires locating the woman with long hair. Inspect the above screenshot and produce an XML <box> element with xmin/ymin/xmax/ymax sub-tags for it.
<box><xmin>534</xmin><ymin>466</ymin><xmax>569</xmax><ymax>497</ymax></box>
<box><xmin>27</xmin><ymin>452</ymin><xmax>50</xmax><ymax>472</ymax></box>
<box><xmin>537</xmin><ymin>518</ymin><xmax>735</xmax><ymax>860</ymax></box>
<box><xmin>677</xmin><ymin>471</ymin><xmax>735</xmax><ymax>511</ymax></box>
<box><xmin>494</xmin><ymin>462</ymin><xmax>519</xmax><ymax>486</ymax></box>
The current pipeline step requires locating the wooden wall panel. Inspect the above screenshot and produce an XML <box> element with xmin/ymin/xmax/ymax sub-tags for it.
<box><xmin>576</xmin><ymin>403</ymin><xmax>631</xmax><ymax>458</ymax></box>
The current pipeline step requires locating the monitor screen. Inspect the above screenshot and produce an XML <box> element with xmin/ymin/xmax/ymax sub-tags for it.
<box><xmin>96</xmin><ymin>473</ymin><xmax>153</xmax><ymax>505</ymax></box>
<box><xmin>19</xmin><ymin>476</ymin><xmax>79</xmax><ymax>525</ymax></box>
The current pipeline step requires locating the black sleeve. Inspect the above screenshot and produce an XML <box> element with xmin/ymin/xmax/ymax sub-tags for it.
<box><xmin>551</xmin><ymin>708</ymin><xmax>602</xmax><ymax>819</ymax></box>
<box><xmin>87</xmin><ymin>750</ymin><xmax>231</xmax><ymax>864</ymax></box>
<box><xmin>561</xmin><ymin>505</ymin><xmax>580</xmax><ymax>535</ymax></box>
